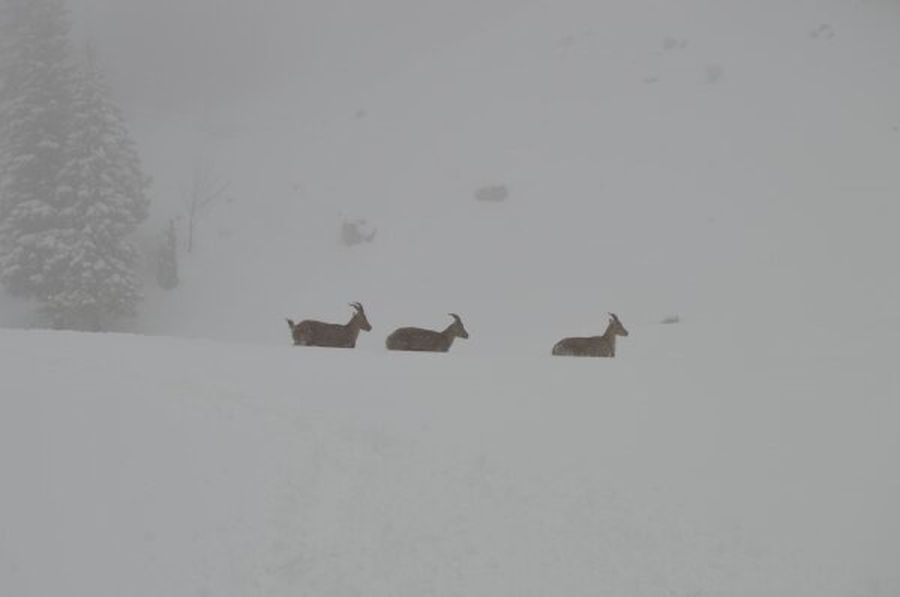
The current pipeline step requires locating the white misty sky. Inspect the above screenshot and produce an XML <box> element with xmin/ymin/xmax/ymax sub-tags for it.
<box><xmin>68</xmin><ymin>0</ymin><xmax>536</xmax><ymax>115</ymax></box>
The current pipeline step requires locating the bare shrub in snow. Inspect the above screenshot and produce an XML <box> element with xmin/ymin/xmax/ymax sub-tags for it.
<box><xmin>704</xmin><ymin>64</ymin><xmax>725</xmax><ymax>84</ymax></box>
<box><xmin>340</xmin><ymin>217</ymin><xmax>376</xmax><ymax>247</ymax></box>
<box><xmin>662</xmin><ymin>37</ymin><xmax>688</xmax><ymax>51</ymax></box>
<box><xmin>809</xmin><ymin>24</ymin><xmax>835</xmax><ymax>40</ymax></box>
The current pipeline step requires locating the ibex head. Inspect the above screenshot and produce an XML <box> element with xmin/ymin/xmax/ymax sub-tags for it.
<box><xmin>448</xmin><ymin>313</ymin><xmax>469</xmax><ymax>339</ymax></box>
<box><xmin>350</xmin><ymin>302</ymin><xmax>373</xmax><ymax>331</ymax></box>
<box><xmin>608</xmin><ymin>312</ymin><xmax>629</xmax><ymax>337</ymax></box>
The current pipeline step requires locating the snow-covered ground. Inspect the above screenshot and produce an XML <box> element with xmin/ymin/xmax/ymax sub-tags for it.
<box><xmin>1</xmin><ymin>328</ymin><xmax>898</xmax><ymax>596</ymax></box>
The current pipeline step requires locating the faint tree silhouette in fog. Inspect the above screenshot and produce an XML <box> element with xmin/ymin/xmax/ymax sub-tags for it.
<box><xmin>183</xmin><ymin>163</ymin><xmax>229</xmax><ymax>254</ymax></box>
<box><xmin>156</xmin><ymin>218</ymin><xmax>179</xmax><ymax>291</ymax></box>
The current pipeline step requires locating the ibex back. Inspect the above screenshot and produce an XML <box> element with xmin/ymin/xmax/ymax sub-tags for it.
<box><xmin>385</xmin><ymin>313</ymin><xmax>469</xmax><ymax>352</ymax></box>
<box><xmin>552</xmin><ymin>313</ymin><xmax>629</xmax><ymax>357</ymax></box>
<box><xmin>286</xmin><ymin>302</ymin><xmax>372</xmax><ymax>348</ymax></box>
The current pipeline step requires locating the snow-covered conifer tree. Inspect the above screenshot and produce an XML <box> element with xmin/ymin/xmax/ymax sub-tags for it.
<box><xmin>44</xmin><ymin>46</ymin><xmax>150</xmax><ymax>329</ymax></box>
<box><xmin>0</xmin><ymin>0</ymin><xmax>76</xmax><ymax>310</ymax></box>
<box><xmin>0</xmin><ymin>0</ymin><xmax>150</xmax><ymax>330</ymax></box>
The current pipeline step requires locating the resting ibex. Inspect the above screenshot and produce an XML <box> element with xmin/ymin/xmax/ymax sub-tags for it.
<box><xmin>552</xmin><ymin>312</ymin><xmax>629</xmax><ymax>357</ymax></box>
<box><xmin>385</xmin><ymin>313</ymin><xmax>469</xmax><ymax>352</ymax></box>
<box><xmin>286</xmin><ymin>302</ymin><xmax>372</xmax><ymax>348</ymax></box>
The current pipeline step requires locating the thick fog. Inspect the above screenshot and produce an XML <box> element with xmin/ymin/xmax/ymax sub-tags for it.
<box><xmin>3</xmin><ymin>1</ymin><xmax>900</xmax><ymax>595</ymax></box>
<box><xmin>2</xmin><ymin>0</ymin><xmax>900</xmax><ymax>345</ymax></box>
<box><xmin>70</xmin><ymin>0</ymin><xmax>533</xmax><ymax>112</ymax></box>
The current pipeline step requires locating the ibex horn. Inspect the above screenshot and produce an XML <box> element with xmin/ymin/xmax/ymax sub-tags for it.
<box><xmin>449</xmin><ymin>313</ymin><xmax>461</xmax><ymax>321</ymax></box>
<box><xmin>349</xmin><ymin>302</ymin><xmax>363</xmax><ymax>311</ymax></box>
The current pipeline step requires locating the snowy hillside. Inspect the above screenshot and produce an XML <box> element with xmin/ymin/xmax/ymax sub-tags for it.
<box><xmin>0</xmin><ymin>0</ymin><xmax>893</xmax><ymax>351</ymax></box>
<box><xmin>1</xmin><ymin>329</ymin><xmax>898</xmax><ymax>596</ymax></box>
<box><xmin>3</xmin><ymin>0</ymin><xmax>900</xmax><ymax>594</ymax></box>
<box><xmin>94</xmin><ymin>0</ymin><xmax>898</xmax><ymax>355</ymax></box>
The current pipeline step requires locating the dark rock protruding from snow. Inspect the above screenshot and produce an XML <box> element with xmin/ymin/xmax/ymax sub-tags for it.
<box><xmin>475</xmin><ymin>184</ymin><xmax>509</xmax><ymax>203</ymax></box>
